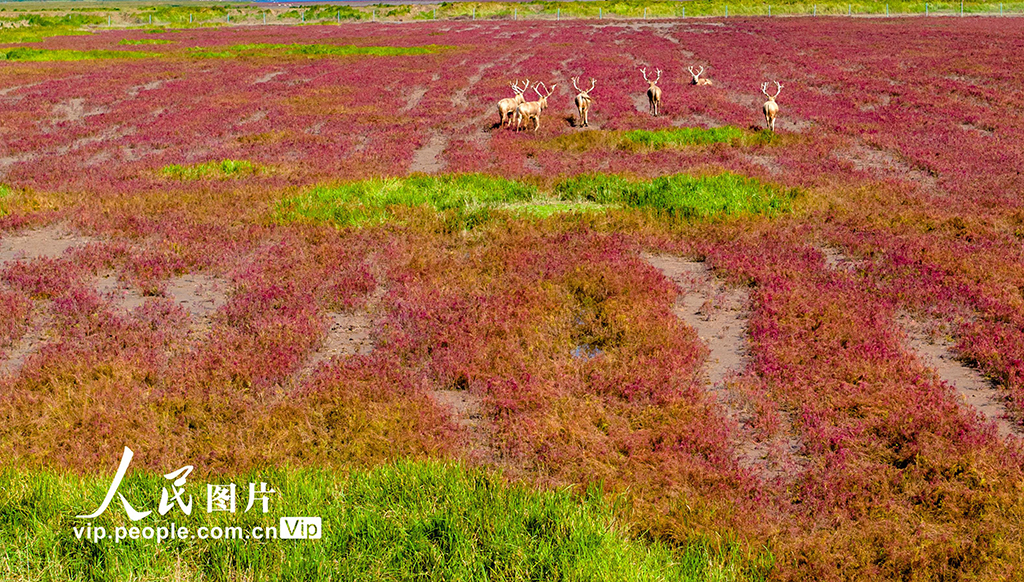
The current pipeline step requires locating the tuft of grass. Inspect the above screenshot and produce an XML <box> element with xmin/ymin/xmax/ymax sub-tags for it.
<box><xmin>556</xmin><ymin>172</ymin><xmax>797</xmax><ymax>219</ymax></box>
<box><xmin>498</xmin><ymin>200</ymin><xmax>614</xmax><ymax>218</ymax></box>
<box><xmin>621</xmin><ymin>126</ymin><xmax>746</xmax><ymax>149</ymax></box>
<box><xmin>0</xmin><ymin>460</ymin><xmax>747</xmax><ymax>581</ymax></box>
<box><xmin>276</xmin><ymin>174</ymin><xmax>538</xmax><ymax>228</ymax></box>
<box><xmin>159</xmin><ymin>159</ymin><xmax>265</xmax><ymax>180</ymax></box>
<box><xmin>0</xmin><ymin>47</ymin><xmax>152</xmax><ymax>61</ymax></box>
<box><xmin>118</xmin><ymin>38</ymin><xmax>175</xmax><ymax>46</ymax></box>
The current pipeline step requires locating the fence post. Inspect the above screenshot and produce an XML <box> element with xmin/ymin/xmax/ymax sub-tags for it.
<box><xmin>514</xmin><ymin>8</ymin><xmax>516</xmax><ymax>20</ymax></box>
<box><xmin>960</xmin><ymin>0</ymin><xmax>964</xmax><ymax>15</ymax></box>
<box><xmin>814</xmin><ymin>4</ymin><xmax>817</xmax><ymax>15</ymax></box>
<box><xmin>682</xmin><ymin>6</ymin><xmax>686</xmax><ymax>17</ymax></box>
<box><xmin>149</xmin><ymin>14</ymin><xmax>152</xmax><ymax>24</ymax></box>
<box><xmin>849</xmin><ymin>4</ymin><xmax>851</xmax><ymax>15</ymax></box>
<box><xmin>769</xmin><ymin>5</ymin><xmax>771</xmax><ymax>16</ymax></box>
<box><xmin>557</xmin><ymin>7</ymin><xmax>560</xmax><ymax>19</ymax></box>
<box><xmin>337</xmin><ymin>11</ymin><xmax>340</xmax><ymax>22</ymax></box>
<box><xmin>726</xmin><ymin>5</ymin><xmax>728</xmax><ymax>16</ymax></box>
<box><xmin>190</xmin><ymin>13</ymin><xmax>193</xmax><ymax>23</ymax></box>
<box><xmin>262</xmin><ymin>12</ymin><xmax>265</xmax><ymax>24</ymax></box>
<box><xmin>600</xmin><ymin>7</ymin><xmax>602</xmax><ymax>18</ymax></box>
<box><xmin>301</xmin><ymin>11</ymin><xmax>304</xmax><ymax>22</ymax></box>
<box><xmin>108</xmin><ymin>14</ymin><xmax>111</xmax><ymax>25</ymax></box>
<box><xmin>226</xmin><ymin>13</ymin><xmax>229</xmax><ymax>23</ymax></box>
<box><xmin>373</xmin><ymin>9</ymin><xmax>376</xmax><ymax>20</ymax></box>
<box><xmin>644</xmin><ymin>7</ymin><xmax>648</xmax><ymax>18</ymax></box>
<box><xmin>473</xmin><ymin>7</ymin><xmax>476</xmax><ymax>19</ymax></box>
<box><xmin>434</xmin><ymin>7</ymin><xmax>436</xmax><ymax>19</ymax></box>
<box><xmin>926</xmin><ymin>3</ymin><xmax>928</xmax><ymax>15</ymax></box>
<box><xmin>886</xmin><ymin>4</ymin><xmax>889</xmax><ymax>15</ymax></box>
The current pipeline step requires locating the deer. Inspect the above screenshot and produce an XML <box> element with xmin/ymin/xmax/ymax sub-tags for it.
<box><xmin>497</xmin><ymin>79</ymin><xmax>529</xmax><ymax>128</ymax></box>
<box><xmin>571</xmin><ymin>76</ymin><xmax>596</xmax><ymax>127</ymax></box>
<box><xmin>761</xmin><ymin>80</ymin><xmax>783</xmax><ymax>132</ymax></box>
<box><xmin>688</xmin><ymin>65</ymin><xmax>712</xmax><ymax>86</ymax></box>
<box><xmin>641</xmin><ymin>67</ymin><xmax>662</xmax><ymax>116</ymax></box>
<box><xmin>515</xmin><ymin>82</ymin><xmax>556</xmax><ymax>132</ymax></box>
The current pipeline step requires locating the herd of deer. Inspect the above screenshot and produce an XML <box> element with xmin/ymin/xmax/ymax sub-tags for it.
<box><xmin>496</xmin><ymin>66</ymin><xmax>785</xmax><ymax>132</ymax></box>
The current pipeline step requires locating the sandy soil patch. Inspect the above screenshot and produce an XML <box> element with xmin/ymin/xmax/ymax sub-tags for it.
<box><xmin>409</xmin><ymin>132</ymin><xmax>448</xmax><ymax>174</ymax></box>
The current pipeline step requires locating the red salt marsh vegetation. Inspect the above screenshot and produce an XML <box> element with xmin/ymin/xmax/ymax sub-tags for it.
<box><xmin>1</xmin><ymin>14</ymin><xmax>1024</xmax><ymax>581</ymax></box>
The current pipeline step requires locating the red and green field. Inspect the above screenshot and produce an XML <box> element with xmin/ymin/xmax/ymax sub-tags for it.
<box><xmin>1</xmin><ymin>12</ymin><xmax>1023</xmax><ymax>581</ymax></box>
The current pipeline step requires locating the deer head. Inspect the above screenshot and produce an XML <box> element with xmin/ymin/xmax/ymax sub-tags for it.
<box><xmin>688</xmin><ymin>65</ymin><xmax>712</xmax><ymax>86</ymax></box>
<box><xmin>761</xmin><ymin>80</ymin><xmax>783</xmax><ymax>102</ymax></box>
<box><xmin>641</xmin><ymin>67</ymin><xmax>661</xmax><ymax>88</ymax></box>
<box><xmin>534</xmin><ymin>81</ymin><xmax>556</xmax><ymax>110</ymax></box>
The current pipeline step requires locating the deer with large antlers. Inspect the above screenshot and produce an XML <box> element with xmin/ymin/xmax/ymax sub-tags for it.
<box><xmin>641</xmin><ymin>67</ymin><xmax>662</xmax><ymax>116</ymax></box>
<box><xmin>571</xmin><ymin>77</ymin><xmax>596</xmax><ymax>127</ymax></box>
<box><xmin>761</xmin><ymin>80</ymin><xmax>783</xmax><ymax>132</ymax></box>
<box><xmin>497</xmin><ymin>79</ymin><xmax>529</xmax><ymax>128</ymax></box>
<box><xmin>688</xmin><ymin>66</ymin><xmax>712</xmax><ymax>86</ymax></box>
<box><xmin>515</xmin><ymin>82</ymin><xmax>556</xmax><ymax>132</ymax></box>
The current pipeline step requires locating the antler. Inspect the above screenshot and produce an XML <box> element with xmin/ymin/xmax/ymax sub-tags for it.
<box><xmin>510</xmin><ymin>79</ymin><xmax>523</xmax><ymax>95</ymax></box>
<box><xmin>655</xmin><ymin>69</ymin><xmax>662</xmax><ymax>83</ymax></box>
<box><xmin>640</xmin><ymin>67</ymin><xmax>650</xmax><ymax>82</ymax></box>
<box><xmin>761</xmin><ymin>80</ymin><xmax>783</xmax><ymax>98</ymax></box>
<box><xmin>588</xmin><ymin>78</ymin><xmax>596</xmax><ymax>92</ymax></box>
<box><xmin>572</xmin><ymin>76</ymin><xmax>582</xmax><ymax>93</ymax></box>
<box><xmin>688</xmin><ymin>65</ymin><xmax>704</xmax><ymax>78</ymax></box>
<box><xmin>538</xmin><ymin>82</ymin><xmax>556</xmax><ymax>97</ymax></box>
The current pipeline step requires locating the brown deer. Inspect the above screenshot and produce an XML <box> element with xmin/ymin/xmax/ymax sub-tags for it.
<box><xmin>688</xmin><ymin>65</ymin><xmax>712</xmax><ymax>86</ymax></box>
<box><xmin>497</xmin><ymin>79</ymin><xmax>529</xmax><ymax>128</ymax></box>
<box><xmin>641</xmin><ymin>67</ymin><xmax>662</xmax><ymax>116</ymax></box>
<box><xmin>515</xmin><ymin>82</ymin><xmax>556</xmax><ymax>132</ymax></box>
<box><xmin>571</xmin><ymin>77</ymin><xmax>596</xmax><ymax>127</ymax></box>
<box><xmin>761</xmin><ymin>80</ymin><xmax>783</xmax><ymax>132</ymax></box>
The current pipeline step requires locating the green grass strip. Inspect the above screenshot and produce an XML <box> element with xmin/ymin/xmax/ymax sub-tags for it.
<box><xmin>187</xmin><ymin>43</ymin><xmax>449</xmax><ymax>59</ymax></box>
<box><xmin>277</xmin><ymin>174</ymin><xmax>538</xmax><ymax>228</ymax></box>
<box><xmin>556</xmin><ymin>172</ymin><xmax>796</xmax><ymax>219</ymax></box>
<box><xmin>0</xmin><ymin>460</ymin><xmax>756</xmax><ymax>581</ymax></box>
<box><xmin>0</xmin><ymin>47</ymin><xmax>152</xmax><ymax>61</ymax></box>
<box><xmin>160</xmin><ymin>159</ymin><xmax>264</xmax><ymax>180</ymax></box>
<box><xmin>621</xmin><ymin>126</ymin><xmax>745</xmax><ymax>149</ymax></box>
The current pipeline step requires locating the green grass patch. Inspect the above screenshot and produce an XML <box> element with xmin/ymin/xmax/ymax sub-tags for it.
<box><xmin>0</xmin><ymin>184</ymin><xmax>11</xmax><ymax>217</ymax></box>
<box><xmin>0</xmin><ymin>47</ymin><xmax>151</xmax><ymax>61</ymax></box>
<box><xmin>621</xmin><ymin>126</ymin><xmax>746</xmax><ymax>149</ymax></box>
<box><xmin>118</xmin><ymin>37</ymin><xmax>175</xmax><ymax>46</ymax></box>
<box><xmin>550</xmin><ymin>126</ymin><xmax>768</xmax><ymax>154</ymax></box>
<box><xmin>160</xmin><ymin>159</ymin><xmax>265</xmax><ymax>180</ymax></box>
<box><xmin>186</xmin><ymin>43</ymin><xmax>449</xmax><ymax>59</ymax></box>
<box><xmin>277</xmin><ymin>174</ymin><xmax>538</xmax><ymax>228</ymax></box>
<box><xmin>556</xmin><ymin>172</ymin><xmax>797</xmax><ymax>219</ymax></box>
<box><xmin>0</xmin><ymin>460</ymin><xmax>757</xmax><ymax>581</ymax></box>
<box><xmin>0</xmin><ymin>26</ymin><xmax>91</xmax><ymax>44</ymax></box>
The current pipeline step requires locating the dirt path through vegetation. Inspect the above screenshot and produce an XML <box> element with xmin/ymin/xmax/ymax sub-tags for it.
<box><xmin>901</xmin><ymin>315</ymin><xmax>1020</xmax><ymax>441</ymax></box>
<box><xmin>643</xmin><ymin>253</ymin><xmax>804</xmax><ymax>481</ymax></box>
